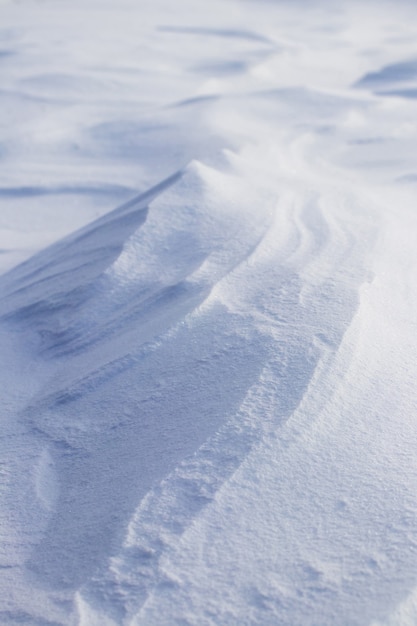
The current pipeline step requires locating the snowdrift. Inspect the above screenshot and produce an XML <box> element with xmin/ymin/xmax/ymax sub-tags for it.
<box><xmin>1</xmin><ymin>0</ymin><xmax>417</xmax><ymax>625</ymax></box>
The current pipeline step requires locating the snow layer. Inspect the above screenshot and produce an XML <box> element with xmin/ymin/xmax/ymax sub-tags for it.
<box><xmin>1</xmin><ymin>0</ymin><xmax>417</xmax><ymax>624</ymax></box>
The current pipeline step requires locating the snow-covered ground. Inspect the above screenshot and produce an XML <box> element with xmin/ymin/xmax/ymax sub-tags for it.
<box><xmin>1</xmin><ymin>0</ymin><xmax>417</xmax><ymax>624</ymax></box>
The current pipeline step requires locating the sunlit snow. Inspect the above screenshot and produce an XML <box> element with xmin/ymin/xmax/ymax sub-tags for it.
<box><xmin>1</xmin><ymin>0</ymin><xmax>417</xmax><ymax>625</ymax></box>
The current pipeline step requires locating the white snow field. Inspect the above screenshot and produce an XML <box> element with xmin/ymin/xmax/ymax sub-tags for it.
<box><xmin>1</xmin><ymin>0</ymin><xmax>417</xmax><ymax>624</ymax></box>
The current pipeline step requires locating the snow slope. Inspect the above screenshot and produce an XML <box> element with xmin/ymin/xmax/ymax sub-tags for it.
<box><xmin>1</xmin><ymin>0</ymin><xmax>417</xmax><ymax>624</ymax></box>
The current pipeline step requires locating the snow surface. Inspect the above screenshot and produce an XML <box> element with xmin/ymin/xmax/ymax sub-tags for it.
<box><xmin>1</xmin><ymin>0</ymin><xmax>417</xmax><ymax>624</ymax></box>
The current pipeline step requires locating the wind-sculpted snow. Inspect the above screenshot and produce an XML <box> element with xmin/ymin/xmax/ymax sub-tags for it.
<box><xmin>2</xmin><ymin>0</ymin><xmax>417</xmax><ymax>625</ymax></box>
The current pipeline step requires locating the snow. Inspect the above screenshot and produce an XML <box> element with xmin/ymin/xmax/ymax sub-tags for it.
<box><xmin>1</xmin><ymin>0</ymin><xmax>417</xmax><ymax>624</ymax></box>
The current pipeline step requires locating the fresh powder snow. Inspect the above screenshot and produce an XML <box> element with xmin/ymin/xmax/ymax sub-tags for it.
<box><xmin>1</xmin><ymin>0</ymin><xmax>417</xmax><ymax>625</ymax></box>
